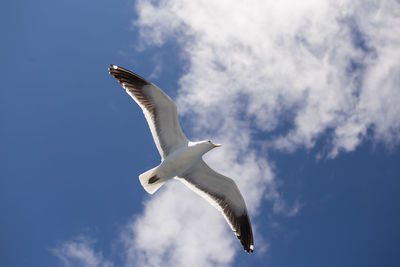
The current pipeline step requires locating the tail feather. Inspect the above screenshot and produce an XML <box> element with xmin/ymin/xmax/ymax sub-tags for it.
<box><xmin>139</xmin><ymin>167</ymin><xmax>165</xmax><ymax>194</ymax></box>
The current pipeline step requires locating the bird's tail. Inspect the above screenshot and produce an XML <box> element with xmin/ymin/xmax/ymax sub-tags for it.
<box><xmin>138</xmin><ymin>166</ymin><xmax>166</xmax><ymax>194</ymax></box>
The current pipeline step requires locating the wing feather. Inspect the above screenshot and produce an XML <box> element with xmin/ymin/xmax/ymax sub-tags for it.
<box><xmin>109</xmin><ymin>65</ymin><xmax>188</xmax><ymax>159</ymax></box>
<box><xmin>178</xmin><ymin>160</ymin><xmax>254</xmax><ymax>253</ymax></box>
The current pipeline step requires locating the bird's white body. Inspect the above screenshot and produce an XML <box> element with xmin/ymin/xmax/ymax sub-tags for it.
<box><xmin>139</xmin><ymin>141</ymin><xmax>215</xmax><ymax>194</ymax></box>
<box><xmin>109</xmin><ymin>64</ymin><xmax>254</xmax><ymax>253</ymax></box>
<box><xmin>158</xmin><ymin>142</ymin><xmax>210</xmax><ymax>179</ymax></box>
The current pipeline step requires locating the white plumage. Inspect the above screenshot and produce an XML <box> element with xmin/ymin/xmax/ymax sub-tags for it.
<box><xmin>109</xmin><ymin>64</ymin><xmax>254</xmax><ymax>253</ymax></box>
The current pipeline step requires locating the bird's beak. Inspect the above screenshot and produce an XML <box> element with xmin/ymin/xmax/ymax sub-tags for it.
<box><xmin>213</xmin><ymin>143</ymin><xmax>222</xmax><ymax>147</ymax></box>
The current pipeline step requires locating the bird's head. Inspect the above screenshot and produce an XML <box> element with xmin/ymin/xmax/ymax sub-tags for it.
<box><xmin>191</xmin><ymin>140</ymin><xmax>222</xmax><ymax>153</ymax></box>
<box><xmin>204</xmin><ymin>140</ymin><xmax>222</xmax><ymax>149</ymax></box>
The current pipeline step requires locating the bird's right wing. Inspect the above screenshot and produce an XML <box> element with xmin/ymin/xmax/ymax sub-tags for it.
<box><xmin>177</xmin><ymin>160</ymin><xmax>254</xmax><ymax>253</ymax></box>
<box><xmin>109</xmin><ymin>65</ymin><xmax>188</xmax><ymax>159</ymax></box>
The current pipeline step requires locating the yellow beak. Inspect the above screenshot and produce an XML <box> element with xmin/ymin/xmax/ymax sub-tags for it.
<box><xmin>213</xmin><ymin>143</ymin><xmax>222</xmax><ymax>147</ymax></box>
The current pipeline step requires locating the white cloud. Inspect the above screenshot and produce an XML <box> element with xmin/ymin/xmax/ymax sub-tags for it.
<box><xmin>121</xmin><ymin>183</ymin><xmax>236</xmax><ymax>267</ymax></box>
<box><xmin>51</xmin><ymin>236</ymin><xmax>113</xmax><ymax>267</ymax></box>
<box><xmin>135</xmin><ymin>0</ymin><xmax>400</xmax><ymax>156</ymax></box>
<box><xmin>128</xmin><ymin>0</ymin><xmax>400</xmax><ymax>265</ymax></box>
<box><xmin>54</xmin><ymin>1</ymin><xmax>400</xmax><ymax>266</ymax></box>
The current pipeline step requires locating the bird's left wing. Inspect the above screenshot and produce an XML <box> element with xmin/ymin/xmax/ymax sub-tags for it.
<box><xmin>177</xmin><ymin>160</ymin><xmax>254</xmax><ymax>253</ymax></box>
<box><xmin>109</xmin><ymin>65</ymin><xmax>188</xmax><ymax>159</ymax></box>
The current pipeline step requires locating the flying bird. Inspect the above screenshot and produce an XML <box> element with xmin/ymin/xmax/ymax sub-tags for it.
<box><xmin>109</xmin><ymin>64</ymin><xmax>254</xmax><ymax>253</ymax></box>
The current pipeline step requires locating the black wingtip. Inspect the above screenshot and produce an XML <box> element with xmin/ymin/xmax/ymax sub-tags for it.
<box><xmin>246</xmin><ymin>244</ymin><xmax>254</xmax><ymax>253</ymax></box>
<box><xmin>108</xmin><ymin>64</ymin><xmax>151</xmax><ymax>86</ymax></box>
<box><xmin>236</xmin><ymin>215</ymin><xmax>254</xmax><ymax>253</ymax></box>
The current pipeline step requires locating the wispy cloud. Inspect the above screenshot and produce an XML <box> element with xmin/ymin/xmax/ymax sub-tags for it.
<box><xmin>51</xmin><ymin>236</ymin><xmax>113</xmax><ymax>267</ymax></box>
<box><xmin>136</xmin><ymin>0</ymin><xmax>400</xmax><ymax>157</ymax></box>
<box><xmin>128</xmin><ymin>0</ymin><xmax>400</xmax><ymax>265</ymax></box>
<box><xmin>121</xmin><ymin>183</ymin><xmax>236</xmax><ymax>267</ymax></box>
<box><xmin>54</xmin><ymin>1</ymin><xmax>400</xmax><ymax>266</ymax></box>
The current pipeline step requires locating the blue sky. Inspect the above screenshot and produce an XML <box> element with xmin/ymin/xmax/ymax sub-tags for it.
<box><xmin>1</xmin><ymin>1</ymin><xmax>400</xmax><ymax>266</ymax></box>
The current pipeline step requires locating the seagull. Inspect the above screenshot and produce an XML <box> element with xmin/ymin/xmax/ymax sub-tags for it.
<box><xmin>109</xmin><ymin>64</ymin><xmax>254</xmax><ymax>253</ymax></box>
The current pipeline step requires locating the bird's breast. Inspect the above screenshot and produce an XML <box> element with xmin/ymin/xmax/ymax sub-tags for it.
<box><xmin>157</xmin><ymin>146</ymin><xmax>203</xmax><ymax>179</ymax></box>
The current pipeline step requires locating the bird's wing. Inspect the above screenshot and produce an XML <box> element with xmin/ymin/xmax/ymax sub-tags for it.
<box><xmin>177</xmin><ymin>160</ymin><xmax>254</xmax><ymax>253</ymax></box>
<box><xmin>109</xmin><ymin>65</ymin><xmax>188</xmax><ymax>159</ymax></box>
